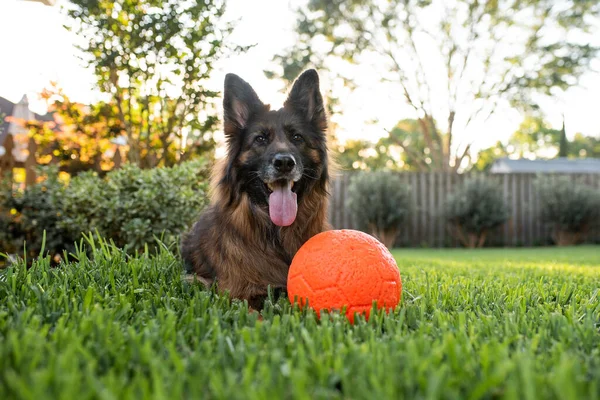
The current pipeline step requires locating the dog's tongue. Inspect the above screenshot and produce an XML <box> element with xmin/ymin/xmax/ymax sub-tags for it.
<box><xmin>269</xmin><ymin>182</ymin><xmax>298</xmax><ymax>226</ymax></box>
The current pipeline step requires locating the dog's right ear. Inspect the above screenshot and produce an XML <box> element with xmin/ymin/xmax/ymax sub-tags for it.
<box><xmin>223</xmin><ymin>74</ymin><xmax>265</xmax><ymax>136</ymax></box>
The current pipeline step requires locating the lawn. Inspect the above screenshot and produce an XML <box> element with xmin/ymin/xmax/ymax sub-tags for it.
<box><xmin>1</xmin><ymin>241</ymin><xmax>599</xmax><ymax>399</ymax></box>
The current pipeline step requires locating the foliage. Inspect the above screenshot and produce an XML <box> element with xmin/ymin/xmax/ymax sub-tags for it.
<box><xmin>445</xmin><ymin>178</ymin><xmax>510</xmax><ymax>248</ymax></box>
<box><xmin>471</xmin><ymin>141</ymin><xmax>509</xmax><ymax>172</ymax></box>
<box><xmin>0</xmin><ymin>177</ymin><xmax>25</xmax><ymax>256</ymax></box>
<box><xmin>508</xmin><ymin>115</ymin><xmax>564</xmax><ymax>158</ymax></box>
<box><xmin>570</xmin><ymin>133</ymin><xmax>600</xmax><ymax>158</ymax></box>
<box><xmin>64</xmin><ymin>0</ymin><xmax>244</xmax><ymax>167</ymax></box>
<box><xmin>472</xmin><ymin>116</ymin><xmax>600</xmax><ymax>172</ymax></box>
<box><xmin>2</xmin><ymin>244</ymin><xmax>600</xmax><ymax>398</ymax></box>
<box><xmin>0</xmin><ymin>160</ymin><xmax>210</xmax><ymax>258</ymax></box>
<box><xmin>19</xmin><ymin>84</ymin><xmax>123</xmax><ymax>175</ymax></box>
<box><xmin>60</xmin><ymin>159</ymin><xmax>210</xmax><ymax>252</ymax></box>
<box><xmin>0</xmin><ymin>166</ymin><xmax>70</xmax><ymax>259</ymax></box>
<box><xmin>558</xmin><ymin>119</ymin><xmax>568</xmax><ymax>158</ymax></box>
<box><xmin>382</xmin><ymin>119</ymin><xmax>433</xmax><ymax>171</ymax></box>
<box><xmin>334</xmin><ymin>119</ymin><xmax>425</xmax><ymax>172</ymax></box>
<box><xmin>334</xmin><ymin>139</ymin><xmax>392</xmax><ymax>171</ymax></box>
<box><xmin>536</xmin><ymin>176</ymin><xmax>600</xmax><ymax>245</ymax></box>
<box><xmin>346</xmin><ymin>171</ymin><xmax>411</xmax><ymax>248</ymax></box>
<box><xmin>275</xmin><ymin>0</ymin><xmax>600</xmax><ymax>172</ymax></box>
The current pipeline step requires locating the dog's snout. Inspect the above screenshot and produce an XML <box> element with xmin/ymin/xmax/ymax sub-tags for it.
<box><xmin>273</xmin><ymin>154</ymin><xmax>296</xmax><ymax>173</ymax></box>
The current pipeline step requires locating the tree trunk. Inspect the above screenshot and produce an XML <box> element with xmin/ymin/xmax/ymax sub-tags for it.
<box><xmin>452</xmin><ymin>224</ymin><xmax>487</xmax><ymax>248</ymax></box>
<box><xmin>552</xmin><ymin>230</ymin><xmax>583</xmax><ymax>246</ymax></box>
<box><xmin>369</xmin><ymin>226</ymin><xmax>398</xmax><ymax>249</ymax></box>
<box><xmin>476</xmin><ymin>230</ymin><xmax>488</xmax><ymax>248</ymax></box>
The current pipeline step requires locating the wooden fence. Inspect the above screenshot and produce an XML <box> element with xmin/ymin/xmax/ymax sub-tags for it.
<box><xmin>329</xmin><ymin>172</ymin><xmax>600</xmax><ymax>247</ymax></box>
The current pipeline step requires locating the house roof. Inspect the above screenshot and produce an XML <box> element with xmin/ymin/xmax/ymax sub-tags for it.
<box><xmin>0</xmin><ymin>96</ymin><xmax>16</xmax><ymax>144</ymax></box>
<box><xmin>490</xmin><ymin>157</ymin><xmax>600</xmax><ymax>174</ymax></box>
<box><xmin>0</xmin><ymin>95</ymin><xmax>56</xmax><ymax>145</ymax></box>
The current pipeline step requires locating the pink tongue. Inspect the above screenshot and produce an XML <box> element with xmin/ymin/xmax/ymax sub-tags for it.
<box><xmin>269</xmin><ymin>185</ymin><xmax>298</xmax><ymax>226</ymax></box>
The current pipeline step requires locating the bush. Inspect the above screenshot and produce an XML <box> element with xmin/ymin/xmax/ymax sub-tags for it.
<box><xmin>536</xmin><ymin>176</ymin><xmax>600</xmax><ymax>246</ymax></box>
<box><xmin>61</xmin><ymin>159</ymin><xmax>210</xmax><ymax>252</ymax></box>
<box><xmin>346</xmin><ymin>171</ymin><xmax>412</xmax><ymax>248</ymax></box>
<box><xmin>445</xmin><ymin>178</ymin><xmax>510</xmax><ymax>248</ymax></box>
<box><xmin>0</xmin><ymin>167</ymin><xmax>71</xmax><ymax>260</ymax></box>
<box><xmin>0</xmin><ymin>160</ymin><xmax>210</xmax><ymax>260</ymax></box>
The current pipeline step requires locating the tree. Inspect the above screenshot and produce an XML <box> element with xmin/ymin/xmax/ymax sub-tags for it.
<box><xmin>471</xmin><ymin>141</ymin><xmax>509</xmax><ymax>172</ymax></box>
<box><xmin>65</xmin><ymin>0</ymin><xmax>244</xmax><ymax>167</ymax></box>
<box><xmin>333</xmin><ymin>119</ymin><xmax>427</xmax><ymax>171</ymax></box>
<box><xmin>22</xmin><ymin>84</ymin><xmax>123</xmax><ymax>175</ymax></box>
<box><xmin>445</xmin><ymin>178</ymin><xmax>510</xmax><ymax>248</ymax></box>
<box><xmin>384</xmin><ymin>118</ymin><xmax>430</xmax><ymax>171</ymax></box>
<box><xmin>558</xmin><ymin>116</ymin><xmax>568</xmax><ymax>157</ymax></box>
<box><xmin>536</xmin><ymin>176</ymin><xmax>600</xmax><ymax>245</ymax></box>
<box><xmin>569</xmin><ymin>133</ymin><xmax>600</xmax><ymax>158</ymax></box>
<box><xmin>334</xmin><ymin>139</ymin><xmax>374</xmax><ymax>171</ymax></box>
<box><xmin>504</xmin><ymin>115</ymin><xmax>600</xmax><ymax>159</ymax></box>
<box><xmin>333</xmin><ymin>138</ymin><xmax>398</xmax><ymax>171</ymax></box>
<box><xmin>507</xmin><ymin>115</ymin><xmax>563</xmax><ymax>158</ymax></box>
<box><xmin>472</xmin><ymin>115</ymin><xmax>599</xmax><ymax>170</ymax></box>
<box><xmin>346</xmin><ymin>171</ymin><xmax>412</xmax><ymax>248</ymax></box>
<box><xmin>274</xmin><ymin>0</ymin><xmax>600</xmax><ymax>172</ymax></box>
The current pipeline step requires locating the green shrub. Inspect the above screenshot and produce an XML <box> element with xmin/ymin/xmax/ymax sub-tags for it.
<box><xmin>445</xmin><ymin>178</ymin><xmax>510</xmax><ymax>248</ymax></box>
<box><xmin>61</xmin><ymin>159</ymin><xmax>210</xmax><ymax>252</ymax></box>
<box><xmin>0</xmin><ymin>177</ymin><xmax>19</xmax><ymax>255</ymax></box>
<box><xmin>536</xmin><ymin>176</ymin><xmax>600</xmax><ymax>245</ymax></box>
<box><xmin>0</xmin><ymin>167</ymin><xmax>71</xmax><ymax>260</ymax></box>
<box><xmin>0</xmin><ymin>160</ymin><xmax>210</xmax><ymax>259</ymax></box>
<box><xmin>346</xmin><ymin>171</ymin><xmax>411</xmax><ymax>248</ymax></box>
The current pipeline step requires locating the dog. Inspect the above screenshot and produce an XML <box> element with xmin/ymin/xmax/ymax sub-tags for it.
<box><xmin>181</xmin><ymin>69</ymin><xmax>331</xmax><ymax>309</ymax></box>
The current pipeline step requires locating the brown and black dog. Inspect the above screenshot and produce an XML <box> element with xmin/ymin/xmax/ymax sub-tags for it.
<box><xmin>181</xmin><ymin>69</ymin><xmax>331</xmax><ymax>309</ymax></box>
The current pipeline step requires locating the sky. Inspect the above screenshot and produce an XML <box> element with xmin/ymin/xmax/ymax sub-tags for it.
<box><xmin>0</xmin><ymin>0</ymin><xmax>599</xmax><ymax>155</ymax></box>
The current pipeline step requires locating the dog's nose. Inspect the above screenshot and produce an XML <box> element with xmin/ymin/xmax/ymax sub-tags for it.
<box><xmin>273</xmin><ymin>154</ymin><xmax>296</xmax><ymax>173</ymax></box>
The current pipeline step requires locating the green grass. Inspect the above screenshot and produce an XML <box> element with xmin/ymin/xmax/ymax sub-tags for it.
<box><xmin>1</xmin><ymin>241</ymin><xmax>600</xmax><ymax>400</ymax></box>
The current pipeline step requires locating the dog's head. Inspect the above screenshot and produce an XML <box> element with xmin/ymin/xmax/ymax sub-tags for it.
<box><xmin>220</xmin><ymin>69</ymin><xmax>329</xmax><ymax>227</ymax></box>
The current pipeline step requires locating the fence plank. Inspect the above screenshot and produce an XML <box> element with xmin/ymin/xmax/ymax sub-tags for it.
<box><xmin>437</xmin><ymin>172</ymin><xmax>445</xmax><ymax>247</ymax></box>
<box><xmin>420</xmin><ymin>172</ymin><xmax>428</xmax><ymax>246</ymax></box>
<box><xmin>342</xmin><ymin>173</ymin><xmax>350</xmax><ymax>228</ymax></box>
<box><xmin>502</xmin><ymin>174</ymin><xmax>510</xmax><ymax>244</ymax></box>
<box><xmin>429</xmin><ymin>172</ymin><xmax>436</xmax><ymax>246</ymax></box>
<box><xmin>399</xmin><ymin>173</ymin><xmax>411</xmax><ymax>246</ymax></box>
<box><xmin>410</xmin><ymin>173</ymin><xmax>419</xmax><ymax>247</ymax></box>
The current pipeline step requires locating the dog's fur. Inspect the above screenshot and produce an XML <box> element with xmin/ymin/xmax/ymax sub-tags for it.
<box><xmin>181</xmin><ymin>69</ymin><xmax>331</xmax><ymax>309</ymax></box>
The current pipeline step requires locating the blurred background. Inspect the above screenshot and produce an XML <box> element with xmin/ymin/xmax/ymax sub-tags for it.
<box><xmin>1</xmin><ymin>0</ymin><xmax>599</xmax><ymax>257</ymax></box>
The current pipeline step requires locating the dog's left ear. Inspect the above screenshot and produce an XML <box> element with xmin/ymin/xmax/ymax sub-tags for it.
<box><xmin>284</xmin><ymin>69</ymin><xmax>327</xmax><ymax>130</ymax></box>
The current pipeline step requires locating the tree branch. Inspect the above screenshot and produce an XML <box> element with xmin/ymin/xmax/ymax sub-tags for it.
<box><xmin>452</xmin><ymin>142</ymin><xmax>472</xmax><ymax>173</ymax></box>
<box><xmin>385</xmin><ymin>128</ymin><xmax>429</xmax><ymax>171</ymax></box>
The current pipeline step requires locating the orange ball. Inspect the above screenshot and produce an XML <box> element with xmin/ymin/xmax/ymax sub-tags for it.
<box><xmin>287</xmin><ymin>229</ymin><xmax>402</xmax><ymax>323</ymax></box>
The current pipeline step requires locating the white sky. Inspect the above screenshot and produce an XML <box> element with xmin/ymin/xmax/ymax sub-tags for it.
<box><xmin>0</xmin><ymin>0</ymin><xmax>599</xmax><ymax>154</ymax></box>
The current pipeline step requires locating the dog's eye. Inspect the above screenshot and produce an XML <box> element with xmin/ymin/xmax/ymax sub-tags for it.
<box><xmin>254</xmin><ymin>135</ymin><xmax>267</xmax><ymax>145</ymax></box>
<box><xmin>292</xmin><ymin>134</ymin><xmax>303</xmax><ymax>143</ymax></box>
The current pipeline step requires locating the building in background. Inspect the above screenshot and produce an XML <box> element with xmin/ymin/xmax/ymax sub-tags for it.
<box><xmin>0</xmin><ymin>95</ymin><xmax>55</xmax><ymax>160</ymax></box>
<box><xmin>490</xmin><ymin>157</ymin><xmax>600</xmax><ymax>174</ymax></box>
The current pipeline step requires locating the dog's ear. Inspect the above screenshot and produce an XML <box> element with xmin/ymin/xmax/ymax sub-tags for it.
<box><xmin>284</xmin><ymin>69</ymin><xmax>326</xmax><ymax>130</ymax></box>
<box><xmin>223</xmin><ymin>74</ymin><xmax>265</xmax><ymax>136</ymax></box>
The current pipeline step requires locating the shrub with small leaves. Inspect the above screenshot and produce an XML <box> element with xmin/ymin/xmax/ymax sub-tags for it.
<box><xmin>0</xmin><ymin>166</ymin><xmax>71</xmax><ymax>260</ymax></box>
<box><xmin>0</xmin><ymin>160</ymin><xmax>210</xmax><ymax>259</ymax></box>
<box><xmin>536</xmin><ymin>176</ymin><xmax>600</xmax><ymax>245</ymax></box>
<box><xmin>60</xmin><ymin>159</ymin><xmax>210</xmax><ymax>252</ymax></box>
<box><xmin>0</xmin><ymin>176</ymin><xmax>26</xmax><ymax>257</ymax></box>
<box><xmin>346</xmin><ymin>171</ymin><xmax>411</xmax><ymax>248</ymax></box>
<box><xmin>445</xmin><ymin>178</ymin><xmax>510</xmax><ymax>248</ymax></box>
